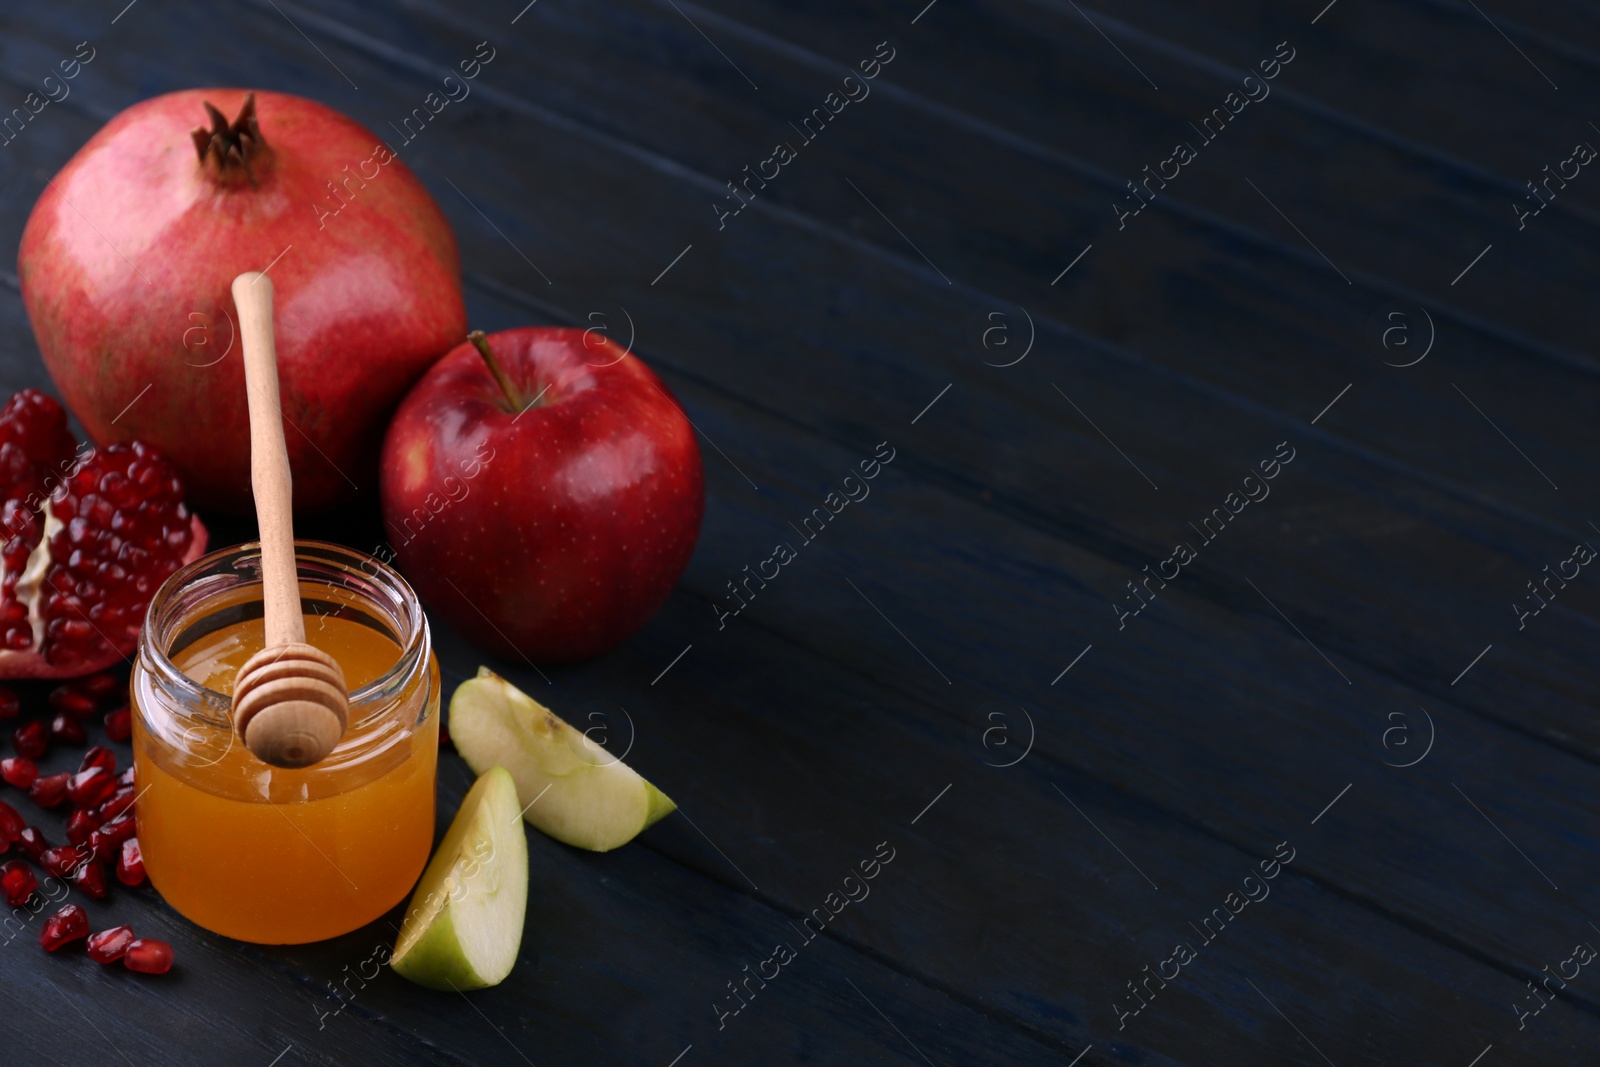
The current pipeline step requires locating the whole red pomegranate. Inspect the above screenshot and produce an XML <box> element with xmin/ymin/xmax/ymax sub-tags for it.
<box><xmin>18</xmin><ymin>91</ymin><xmax>466</xmax><ymax>513</ymax></box>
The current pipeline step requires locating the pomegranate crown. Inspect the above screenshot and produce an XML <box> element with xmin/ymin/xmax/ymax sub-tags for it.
<box><xmin>190</xmin><ymin>93</ymin><xmax>270</xmax><ymax>183</ymax></box>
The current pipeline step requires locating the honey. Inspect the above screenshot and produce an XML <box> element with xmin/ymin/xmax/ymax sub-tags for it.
<box><xmin>131</xmin><ymin>542</ymin><xmax>438</xmax><ymax>944</ymax></box>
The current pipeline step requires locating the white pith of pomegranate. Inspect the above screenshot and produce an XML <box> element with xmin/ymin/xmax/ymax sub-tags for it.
<box><xmin>0</xmin><ymin>391</ymin><xmax>206</xmax><ymax>678</ymax></box>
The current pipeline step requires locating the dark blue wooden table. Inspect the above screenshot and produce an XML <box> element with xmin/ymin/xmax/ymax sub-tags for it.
<box><xmin>3</xmin><ymin>1</ymin><xmax>1599</xmax><ymax>1064</ymax></box>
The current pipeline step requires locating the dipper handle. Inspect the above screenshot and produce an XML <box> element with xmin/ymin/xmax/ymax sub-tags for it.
<box><xmin>233</xmin><ymin>272</ymin><xmax>302</xmax><ymax>650</ymax></box>
<box><xmin>229</xmin><ymin>271</ymin><xmax>348</xmax><ymax>768</ymax></box>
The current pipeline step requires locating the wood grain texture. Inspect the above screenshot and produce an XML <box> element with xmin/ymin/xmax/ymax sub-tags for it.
<box><xmin>0</xmin><ymin>0</ymin><xmax>1598</xmax><ymax>1064</ymax></box>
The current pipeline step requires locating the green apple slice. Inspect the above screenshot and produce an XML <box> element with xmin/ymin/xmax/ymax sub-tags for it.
<box><xmin>449</xmin><ymin>668</ymin><xmax>677</xmax><ymax>852</ymax></box>
<box><xmin>391</xmin><ymin>765</ymin><xmax>528</xmax><ymax>991</ymax></box>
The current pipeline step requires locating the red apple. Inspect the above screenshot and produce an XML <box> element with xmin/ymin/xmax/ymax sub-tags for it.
<box><xmin>380</xmin><ymin>328</ymin><xmax>704</xmax><ymax>661</ymax></box>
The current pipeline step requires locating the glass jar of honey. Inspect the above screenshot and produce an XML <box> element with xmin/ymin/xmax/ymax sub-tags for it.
<box><xmin>131</xmin><ymin>540</ymin><xmax>439</xmax><ymax>944</ymax></box>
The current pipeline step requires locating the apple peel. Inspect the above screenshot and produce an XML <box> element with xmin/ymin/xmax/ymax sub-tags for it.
<box><xmin>392</xmin><ymin>765</ymin><xmax>528</xmax><ymax>991</ymax></box>
<box><xmin>449</xmin><ymin>668</ymin><xmax>676</xmax><ymax>852</ymax></box>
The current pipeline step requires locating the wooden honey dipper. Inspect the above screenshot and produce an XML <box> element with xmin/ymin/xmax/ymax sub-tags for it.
<box><xmin>228</xmin><ymin>271</ymin><xmax>349</xmax><ymax>768</ymax></box>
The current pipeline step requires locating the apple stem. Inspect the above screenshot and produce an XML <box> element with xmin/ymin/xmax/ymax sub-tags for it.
<box><xmin>468</xmin><ymin>330</ymin><xmax>523</xmax><ymax>412</ymax></box>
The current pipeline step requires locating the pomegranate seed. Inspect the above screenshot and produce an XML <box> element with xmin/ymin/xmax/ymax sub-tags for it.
<box><xmin>69</xmin><ymin>858</ymin><xmax>108</xmax><ymax>900</ymax></box>
<box><xmin>103</xmin><ymin>706</ymin><xmax>132</xmax><ymax>742</ymax></box>
<box><xmin>89</xmin><ymin>813</ymin><xmax>134</xmax><ymax>858</ymax></box>
<box><xmin>124</xmin><ymin>937</ymin><xmax>172</xmax><ymax>974</ymax></box>
<box><xmin>28</xmin><ymin>771</ymin><xmax>69</xmax><ymax>808</ymax></box>
<box><xmin>80</xmin><ymin>672</ymin><xmax>123</xmax><ymax>702</ymax></box>
<box><xmin>67</xmin><ymin>766</ymin><xmax>115</xmax><ymax>808</ymax></box>
<box><xmin>0</xmin><ymin>687</ymin><xmax>18</xmax><ymax>720</ymax></box>
<box><xmin>1</xmin><ymin>858</ymin><xmax>37</xmax><ymax>905</ymax></box>
<box><xmin>101</xmin><ymin>812</ymin><xmax>134</xmax><ymax>840</ymax></box>
<box><xmin>65</xmin><ymin>808</ymin><xmax>99</xmax><ymax>846</ymax></box>
<box><xmin>116</xmin><ymin>838</ymin><xmax>144</xmax><ymax>886</ymax></box>
<box><xmin>48</xmin><ymin>684</ymin><xmax>97</xmax><ymax>719</ymax></box>
<box><xmin>79</xmin><ymin>746</ymin><xmax>116</xmax><ymax>775</ymax></box>
<box><xmin>49</xmin><ymin>713</ymin><xmax>86</xmax><ymax>745</ymax></box>
<box><xmin>0</xmin><ymin>800</ymin><xmax>23</xmax><ymax>841</ymax></box>
<box><xmin>93</xmin><ymin>785</ymin><xmax>136</xmax><ymax>822</ymax></box>
<box><xmin>116</xmin><ymin>766</ymin><xmax>135</xmax><ymax>788</ymax></box>
<box><xmin>40</xmin><ymin>845</ymin><xmax>83</xmax><ymax>879</ymax></box>
<box><xmin>84</xmin><ymin>675</ymin><xmax>121</xmax><ymax>700</ymax></box>
<box><xmin>0</xmin><ymin>756</ymin><xmax>38</xmax><ymax>788</ymax></box>
<box><xmin>86</xmin><ymin>924</ymin><xmax>135</xmax><ymax>963</ymax></box>
<box><xmin>16</xmin><ymin>826</ymin><xmax>47</xmax><ymax>860</ymax></box>
<box><xmin>12</xmin><ymin>720</ymin><xmax>46</xmax><ymax>759</ymax></box>
<box><xmin>39</xmin><ymin>903</ymin><xmax>89</xmax><ymax>951</ymax></box>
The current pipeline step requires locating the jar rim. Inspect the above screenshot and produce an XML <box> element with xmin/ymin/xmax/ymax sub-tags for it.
<box><xmin>138</xmin><ymin>540</ymin><xmax>428</xmax><ymax>724</ymax></box>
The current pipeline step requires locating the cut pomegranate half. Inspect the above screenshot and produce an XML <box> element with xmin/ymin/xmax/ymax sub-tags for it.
<box><xmin>0</xmin><ymin>391</ymin><xmax>207</xmax><ymax>678</ymax></box>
